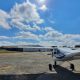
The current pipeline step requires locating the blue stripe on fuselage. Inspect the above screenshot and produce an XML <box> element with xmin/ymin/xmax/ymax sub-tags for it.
<box><xmin>56</xmin><ymin>55</ymin><xmax>65</xmax><ymax>59</ymax></box>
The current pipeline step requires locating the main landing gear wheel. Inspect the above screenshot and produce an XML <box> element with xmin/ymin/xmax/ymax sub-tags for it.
<box><xmin>49</xmin><ymin>64</ymin><xmax>53</xmax><ymax>71</ymax></box>
<box><xmin>70</xmin><ymin>63</ymin><xmax>75</xmax><ymax>71</ymax></box>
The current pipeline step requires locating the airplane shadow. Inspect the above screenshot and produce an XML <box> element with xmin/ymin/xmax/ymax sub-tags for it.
<box><xmin>0</xmin><ymin>66</ymin><xmax>80</xmax><ymax>80</ymax></box>
<box><xmin>53</xmin><ymin>65</ymin><xmax>80</xmax><ymax>80</ymax></box>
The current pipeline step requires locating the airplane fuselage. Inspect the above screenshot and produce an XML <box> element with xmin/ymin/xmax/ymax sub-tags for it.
<box><xmin>52</xmin><ymin>47</ymin><xmax>80</xmax><ymax>61</ymax></box>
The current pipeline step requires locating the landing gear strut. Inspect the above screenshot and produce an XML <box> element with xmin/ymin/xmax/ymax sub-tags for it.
<box><xmin>49</xmin><ymin>61</ymin><xmax>57</xmax><ymax>71</ymax></box>
<box><xmin>53</xmin><ymin>61</ymin><xmax>57</xmax><ymax>68</ymax></box>
<box><xmin>54</xmin><ymin>61</ymin><xmax>57</xmax><ymax>66</ymax></box>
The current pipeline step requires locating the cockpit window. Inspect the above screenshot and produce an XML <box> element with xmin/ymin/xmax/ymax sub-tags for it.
<box><xmin>54</xmin><ymin>48</ymin><xmax>61</xmax><ymax>54</ymax></box>
<box><xmin>54</xmin><ymin>48</ymin><xmax>57</xmax><ymax>54</ymax></box>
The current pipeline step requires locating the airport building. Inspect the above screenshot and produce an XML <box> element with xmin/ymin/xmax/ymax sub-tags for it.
<box><xmin>0</xmin><ymin>45</ymin><xmax>52</xmax><ymax>52</ymax></box>
<box><xmin>18</xmin><ymin>45</ymin><xmax>52</xmax><ymax>52</ymax></box>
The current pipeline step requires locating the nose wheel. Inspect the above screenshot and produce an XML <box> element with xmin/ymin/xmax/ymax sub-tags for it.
<box><xmin>49</xmin><ymin>61</ymin><xmax>57</xmax><ymax>71</ymax></box>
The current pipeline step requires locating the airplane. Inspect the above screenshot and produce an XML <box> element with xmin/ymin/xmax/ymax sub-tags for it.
<box><xmin>49</xmin><ymin>47</ymin><xmax>80</xmax><ymax>71</ymax></box>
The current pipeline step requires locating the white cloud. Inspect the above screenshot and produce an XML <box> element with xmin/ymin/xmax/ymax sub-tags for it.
<box><xmin>43</xmin><ymin>27</ymin><xmax>54</xmax><ymax>31</ymax></box>
<box><xmin>11</xmin><ymin>22</ymin><xmax>41</xmax><ymax>31</ymax></box>
<box><xmin>10</xmin><ymin>1</ymin><xmax>44</xmax><ymax>27</ymax></box>
<box><xmin>0</xmin><ymin>10</ymin><xmax>10</xmax><ymax>18</ymax></box>
<box><xmin>13</xmin><ymin>26</ymin><xmax>80</xmax><ymax>46</ymax></box>
<box><xmin>0</xmin><ymin>10</ymin><xmax>11</xmax><ymax>29</ymax></box>
<box><xmin>36</xmin><ymin>0</ymin><xmax>46</xmax><ymax>4</ymax></box>
<box><xmin>44</xmin><ymin>29</ymin><xmax>63</xmax><ymax>39</ymax></box>
<box><xmin>15</xmin><ymin>41</ymin><xmax>38</xmax><ymax>45</ymax></box>
<box><xmin>38</xmin><ymin>27</ymin><xmax>80</xmax><ymax>46</ymax></box>
<box><xmin>0</xmin><ymin>36</ymin><xmax>9</xmax><ymax>39</ymax></box>
<box><xmin>40</xmin><ymin>5</ymin><xmax>47</xmax><ymax>11</ymax></box>
<box><xmin>0</xmin><ymin>32</ymin><xmax>80</xmax><ymax>47</ymax></box>
<box><xmin>0</xmin><ymin>1</ymin><xmax>80</xmax><ymax>47</ymax></box>
<box><xmin>39</xmin><ymin>40</ymin><xmax>65</xmax><ymax>47</ymax></box>
<box><xmin>0</xmin><ymin>1</ymin><xmax>44</xmax><ymax>30</ymax></box>
<box><xmin>0</xmin><ymin>41</ymin><xmax>15</xmax><ymax>46</ymax></box>
<box><xmin>15</xmin><ymin>31</ymin><xmax>39</xmax><ymax>40</ymax></box>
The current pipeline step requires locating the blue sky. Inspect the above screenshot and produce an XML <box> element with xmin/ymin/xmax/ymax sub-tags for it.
<box><xmin>53</xmin><ymin>0</ymin><xmax>80</xmax><ymax>34</ymax></box>
<box><xmin>0</xmin><ymin>0</ymin><xmax>80</xmax><ymax>46</ymax></box>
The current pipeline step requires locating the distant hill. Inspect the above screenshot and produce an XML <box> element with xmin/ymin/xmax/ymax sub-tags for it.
<box><xmin>0</xmin><ymin>45</ymin><xmax>43</xmax><ymax>48</ymax></box>
<box><xmin>17</xmin><ymin>45</ymin><xmax>43</xmax><ymax>47</ymax></box>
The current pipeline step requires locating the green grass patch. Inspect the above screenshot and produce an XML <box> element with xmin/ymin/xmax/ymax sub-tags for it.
<box><xmin>0</xmin><ymin>49</ymin><xmax>18</xmax><ymax>53</ymax></box>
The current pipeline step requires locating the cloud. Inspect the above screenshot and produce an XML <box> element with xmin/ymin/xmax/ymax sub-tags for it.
<box><xmin>0</xmin><ymin>1</ymin><xmax>44</xmax><ymax>30</ymax></box>
<box><xmin>43</xmin><ymin>27</ymin><xmax>54</xmax><ymax>31</ymax></box>
<box><xmin>11</xmin><ymin>21</ymin><xmax>41</xmax><ymax>31</ymax></box>
<box><xmin>10</xmin><ymin>1</ymin><xmax>44</xmax><ymax>28</ymax></box>
<box><xmin>0</xmin><ymin>10</ymin><xmax>11</xmax><ymax>29</ymax></box>
<box><xmin>0</xmin><ymin>36</ymin><xmax>9</xmax><ymax>39</ymax></box>
<box><xmin>0</xmin><ymin>41</ymin><xmax>15</xmax><ymax>46</ymax></box>
<box><xmin>40</xmin><ymin>5</ymin><xmax>47</xmax><ymax>11</ymax></box>
<box><xmin>36</xmin><ymin>0</ymin><xmax>46</xmax><ymax>4</ymax></box>
<box><xmin>15</xmin><ymin>31</ymin><xmax>39</xmax><ymax>40</ymax></box>
<box><xmin>12</xmin><ymin>26</ymin><xmax>80</xmax><ymax>46</ymax></box>
<box><xmin>44</xmin><ymin>28</ymin><xmax>63</xmax><ymax>39</ymax></box>
<box><xmin>39</xmin><ymin>40</ymin><xmax>65</xmax><ymax>46</ymax></box>
<box><xmin>0</xmin><ymin>31</ymin><xmax>80</xmax><ymax>47</ymax></box>
<box><xmin>0</xmin><ymin>1</ymin><xmax>80</xmax><ymax>47</ymax></box>
<box><xmin>15</xmin><ymin>41</ymin><xmax>38</xmax><ymax>45</ymax></box>
<box><xmin>38</xmin><ymin>27</ymin><xmax>80</xmax><ymax>46</ymax></box>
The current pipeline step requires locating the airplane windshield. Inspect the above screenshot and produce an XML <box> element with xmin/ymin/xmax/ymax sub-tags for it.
<box><xmin>54</xmin><ymin>48</ymin><xmax>57</xmax><ymax>54</ymax></box>
<box><xmin>54</xmin><ymin>48</ymin><xmax>61</xmax><ymax>54</ymax></box>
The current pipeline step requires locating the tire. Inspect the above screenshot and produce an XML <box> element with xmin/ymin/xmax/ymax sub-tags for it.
<box><xmin>49</xmin><ymin>64</ymin><xmax>53</xmax><ymax>71</ymax></box>
<box><xmin>70</xmin><ymin>64</ymin><xmax>74</xmax><ymax>71</ymax></box>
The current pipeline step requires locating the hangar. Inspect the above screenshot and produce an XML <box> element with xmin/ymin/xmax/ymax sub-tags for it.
<box><xmin>0</xmin><ymin>45</ymin><xmax>52</xmax><ymax>52</ymax></box>
<box><xmin>18</xmin><ymin>45</ymin><xmax>52</xmax><ymax>52</ymax></box>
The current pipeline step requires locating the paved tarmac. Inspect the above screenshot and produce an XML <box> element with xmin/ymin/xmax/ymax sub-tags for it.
<box><xmin>0</xmin><ymin>52</ymin><xmax>80</xmax><ymax>80</ymax></box>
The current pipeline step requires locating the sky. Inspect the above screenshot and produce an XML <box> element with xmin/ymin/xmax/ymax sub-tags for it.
<box><xmin>0</xmin><ymin>0</ymin><xmax>80</xmax><ymax>46</ymax></box>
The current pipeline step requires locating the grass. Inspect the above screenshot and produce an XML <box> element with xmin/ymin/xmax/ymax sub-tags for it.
<box><xmin>0</xmin><ymin>49</ymin><xmax>18</xmax><ymax>53</ymax></box>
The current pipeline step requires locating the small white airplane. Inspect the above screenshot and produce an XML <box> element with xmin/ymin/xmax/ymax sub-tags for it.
<box><xmin>49</xmin><ymin>47</ymin><xmax>80</xmax><ymax>71</ymax></box>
